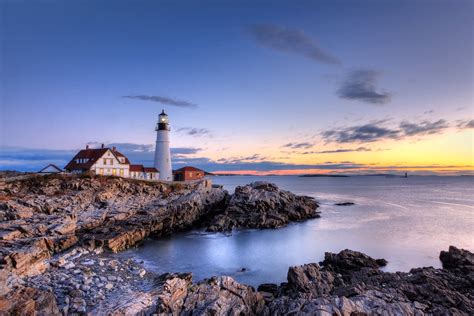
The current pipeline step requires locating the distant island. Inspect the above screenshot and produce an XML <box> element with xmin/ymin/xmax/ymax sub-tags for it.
<box><xmin>299</xmin><ymin>174</ymin><xmax>350</xmax><ymax>178</ymax></box>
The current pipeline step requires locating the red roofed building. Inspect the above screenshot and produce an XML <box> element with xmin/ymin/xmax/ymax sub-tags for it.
<box><xmin>173</xmin><ymin>166</ymin><xmax>205</xmax><ymax>181</ymax></box>
<box><xmin>65</xmin><ymin>144</ymin><xmax>159</xmax><ymax>180</ymax></box>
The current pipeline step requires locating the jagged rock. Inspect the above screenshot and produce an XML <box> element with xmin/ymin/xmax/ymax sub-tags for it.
<box><xmin>179</xmin><ymin>276</ymin><xmax>266</xmax><ymax>315</ymax></box>
<box><xmin>322</xmin><ymin>249</ymin><xmax>387</xmax><ymax>274</ymax></box>
<box><xmin>440</xmin><ymin>245</ymin><xmax>474</xmax><ymax>275</ymax></box>
<box><xmin>0</xmin><ymin>286</ymin><xmax>61</xmax><ymax>315</ymax></box>
<box><xmin>286</xmin><ymin>263</ymin><xmax>338</xmax><ymax>297</ymax></box>
<box><xmin>266</xmin><ymin>247</ymin><xmax>474</xmax><ymax>315</ymax></box>
<box><xmin>207</xmin><ymin>182</ymin><xmax>319</xmax><ymax>232</ymax></box>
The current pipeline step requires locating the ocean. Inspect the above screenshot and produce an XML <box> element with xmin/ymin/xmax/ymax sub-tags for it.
<box><xmin>119</xmin><ymin>175</ymin><xmax>474</xmax><ymax>286</ymax></box>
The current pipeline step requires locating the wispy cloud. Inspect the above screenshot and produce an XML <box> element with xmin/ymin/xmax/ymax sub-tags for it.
<box><xmin>399</xmin><ymin>119</ymin><xmax>449</xmax><ymax>136</ymax></box>
<box><xmin>216</xmin><ymin>154</ymin><xmax>267</xmax><ymax>164</ymax></box>
<box><xmin>302</xmin><ymin>147</ymin><xmax>372</xmax><ymax>154</ymax></box>
<box><xmin>322</xmin><ymin>122</ymin><xmax>399</xmax><ymax>143</ymax></box>
<box><xmin>456</xmin><ymin>119</ymin><xmax>474</xmax><ymax>129</ymax></box>
<box><xmin>171</xmin><ymin>147</ymin><xmax>202</xmax><ymax>155</ymax></box>
<box><xmin>282</xmin><ymin>142</ymin><xmax>314</xmax><ymax>149</ymax></box>
<box><xmin>322</xmin><ymin>119</ymin><xmax>450</xmax><ymax>143</ymax></box>
<box><xmin>176</xmin><ymin>127</ymin><xmax>212</xmax><ymax>137</ymax></box>
<box><xmin>337</xmin><ymin>70</ymin><xmax>391</xmax><ymax>105</ymax></box>
<box><xmin>106</xmin><ymin>143</ymin><xmax>154</xmax><ymax>152</ymax></box>
<box><xmin>123</xmin><ymin>95</ymin><xmax>197</xmax><ymax>108</ymax></box>
<box><xmin>248</xmin><ymin>24</ymin><xmax>340</xmax><ymax>65</ymax></box>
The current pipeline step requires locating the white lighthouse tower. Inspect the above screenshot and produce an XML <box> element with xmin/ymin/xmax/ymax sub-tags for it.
<box><xmin>154</xmin><ymin>110</ymin><xmax>173</xmax><ymax>181</ymax></box>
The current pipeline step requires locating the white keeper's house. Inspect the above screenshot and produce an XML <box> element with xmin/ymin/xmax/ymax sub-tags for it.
<box><xmin>64</xmin><ymin>144</ymin><xmax>159</xmax><ymax>180</ymax></box>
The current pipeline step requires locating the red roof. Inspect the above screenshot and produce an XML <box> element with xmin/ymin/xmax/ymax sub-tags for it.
<box><xmin>144</xmin><ymin>167</ymin><xmax>158</xmax><ymax>173</ymax></box>
<box><xmin>129</xmin><ymin>164</ymin><xmax>144</xmax><ymax>172</ymax></box>
<box><xmin>65</xmin><ymin>148</ymin><xmax>130</xmax><ymax>171</ymax></box>
<box><xmin>175</xmin><ymin>166</ymin><xmax>204</xmax><ymax>172</ymax></box>
<box><xmin>130</xmin><ymin>165</ymin><xmax>158</xmax><ymax>173</ymax></box>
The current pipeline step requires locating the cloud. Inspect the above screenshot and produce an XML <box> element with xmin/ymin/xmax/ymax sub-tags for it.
<box><xmin>336</xmin><ymin>70</ymin><xmax>391</xmax><ymax>104</ymax></box>
<box><xmin>322</xmin><ymin>119</ymin><xmax>450</xmax><ymax>143</ymax></box>
<box><xmin>282</xmin><ymin>142</ymin><xmax>314</xmax><ymax>149</ymax></box>
<box><xmin>171</xmin><ymin>147</ymin><xmax>202</xmax><ymax>155</ymax></box>
<box><xmin>123</xmin><ymin>95</ymin><xmax>197</xmax><ymax>108</ymax></box>
<box><xmin>248</xmin><ymin>24</ymin><xmax>340</xmax><ymax>65</ymax></box>
<box><xmin>216</xmin><ymin>154</ymin><xmax>267</xmax><ymax>164</ymax></box>
<box><xmin>176</xmin><ymin>127</ymin><xmax>212</xmax><ymax>137</ymax></box>
<box><xmin>399</xmin><ymin>119</ymin><xmax>449</xmax><ymax>136</ymax></box>
<box><xmin>322</xmin><ymin>122</ymin><xmax>399</xmax><ymax>143</ymax></box>
<box><xmin>457</xmin><ymin>119</ymin><xmax>474</xmax><ymax>129</ymax></box>
<box><xmin>302</xmin><ymin>147</ymin><xmax>372</xmax><ymax>154</ymax></box>
<box><xmin>106</xmin><ymin>143</ymin><xmax>154</xmax><ymax>152</ymax></box>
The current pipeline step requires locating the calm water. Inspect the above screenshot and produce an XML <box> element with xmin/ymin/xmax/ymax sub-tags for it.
<box><xmin>119</xmin><ymin>176</ymin><xmax>474</xmax><ymax>286</ymax></box>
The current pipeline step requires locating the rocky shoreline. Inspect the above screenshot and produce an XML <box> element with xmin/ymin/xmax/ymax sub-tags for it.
<box><xmin>0</xmin><ymin>175</ymin><xmax>472</xmax><ymax>315</ymax></box>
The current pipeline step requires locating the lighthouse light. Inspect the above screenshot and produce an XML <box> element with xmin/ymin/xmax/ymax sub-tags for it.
<box><xmin>159</xmin><ymin>115</ymin><xmax>169</xmax><ymax>124</ymax></box>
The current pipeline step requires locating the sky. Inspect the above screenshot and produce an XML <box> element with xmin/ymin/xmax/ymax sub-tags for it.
<box><xmin>1</xmin><ymin>0</ymin><xmax>473</xmax><ymax>175</ymax></box>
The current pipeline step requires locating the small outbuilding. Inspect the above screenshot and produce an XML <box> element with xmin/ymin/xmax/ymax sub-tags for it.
<box><xmin>129</xmin><ymin>165</ymin><xmax>159</xmax><ymax>181</ymax></box>
<box><xmin>174</xmin><ymin>166</ymin><xmax>205</xmax><ymax>181</ymax></box>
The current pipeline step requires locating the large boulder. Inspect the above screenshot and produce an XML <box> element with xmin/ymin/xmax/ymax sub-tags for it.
<box><xmin>322</xmin><ymin>249</ymin><xmax>387</xmax><ymax>274</ymax></box>
<box><xmin>207</xmin><ymin>182</ymin><xmax>319</xmax><ymax>231</ymax></box>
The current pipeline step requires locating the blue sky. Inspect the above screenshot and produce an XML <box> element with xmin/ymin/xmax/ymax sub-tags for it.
<box><xmin>1</xmin><ymin>0</ymin><xmax>473</xmax><ymax>174</ymax></box>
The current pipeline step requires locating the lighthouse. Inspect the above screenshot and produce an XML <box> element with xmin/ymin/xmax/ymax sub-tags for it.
<box><xmin>154</xmin><ymin>110</ymin><xmax>173</xmax><ymax>181</ymax></box>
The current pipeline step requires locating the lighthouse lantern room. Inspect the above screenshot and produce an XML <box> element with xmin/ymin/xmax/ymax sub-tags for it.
<box><xmin>154</xmin><ymin>110</ymin><xmax>173</xmax><ymax>181</ymax></box>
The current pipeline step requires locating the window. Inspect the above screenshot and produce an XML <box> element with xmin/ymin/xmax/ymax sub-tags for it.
<box><xmin>112</xmin><ymin>169</ymin><xmax>117</xmax><ymax>176</ymax></box>
<box><xmin>103</xmin><ymin>159</ymin><xmax>107</xmax><ymax>165</ymax></box>
<box><xmin>99</xmin><ymin>168</ymin><xmax>104</xmax><ymax>175</ymax></box>
<box><xmin>120</xmin><ymin>169</ymin><xmax>124</xmax><ymax>177</ymax></box>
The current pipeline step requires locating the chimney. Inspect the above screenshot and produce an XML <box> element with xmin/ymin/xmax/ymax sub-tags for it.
<box><xmin>101</xmin><ymin>143</ymin><xmax>105</xmax><ymax>148</ymax></box>
<box><xmin>86</xmin><ymin>145</ymin><xmax>89</xmax><ymax>149</ymax></box>
<box><xmin>112</xmin><ymin>146</ymin><xmax>116</xmax><ymax>151</ymax></box>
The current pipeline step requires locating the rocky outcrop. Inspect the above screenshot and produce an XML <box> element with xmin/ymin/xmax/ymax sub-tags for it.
<box><xmin>1</xmin><ymin>242</ymin><xmax>472</xmax><ymax>315</ymax></box>
<box><xmin>0</xmin><ymin>175</ymin><xmax>229</xmax><ymax>279</ymax></box>
<box><xmin>321</xmin><ymin>249</ymin><xmax>387</xmax><ymax>274</ymax></box>
<box><xmin>0</xmin><ymin>176</ymin><xmax>318</xmax><ymax>283</ymax></box>
<box><xmin>264</xmin><ymin>246</ymin><xmax>474</xmax><ymax>315</ymax></box>
<box><xmin>207</xmin><ymin>182</ymin><xmax>319</xmax><ymax>232</ymax></box>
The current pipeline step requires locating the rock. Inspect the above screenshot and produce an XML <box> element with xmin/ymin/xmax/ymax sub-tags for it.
<box><xmin>207</xmin><ymin>182</ymin><xmax>319</xmax><ymax>232</ymax></box>
<box><xmin>266</xmin><ymin>247</ymin><xmax>474</xmax><ymax>315</ymax></box>
<box><xmin>105</xmin><ymin>283</ymin><xmax>114</xmax><ymax>290</ymax></box>
<box><xmin>440</xmin><ymin>245</ymin><xmax>474</xmax><ymax>274</ymax></box>
<box><xmin>177</xmin><ymin>276</ymin><xmax>266</xmax><ymax>315</ymax></box>
<box><xmin>322</xmin><ymin>249</ymin><xmax>387</xmax><ymax>274</ymax></box>
<box><xmin>287</xmin><ymin>263</ymin><xmax>336</xmax><ymax>297</ymax></box>
<box><xmin>64</xmin><ymin>262</ymin><xmax>75</xmax><ymax>269</ymax></box>
<box><xmin>0</xmin><ymin>286</ymin><xmax>61</xmax><ymax>315</ymax></box>
<box><xmin>257</xmin><ymin>283</ymin><xmax>278</xmax><ymax>296</ymax></box>
<box><xmin>334</xmin><ymin>202</ymin><xmax>355</xmax><ymax>206</ymax></box>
